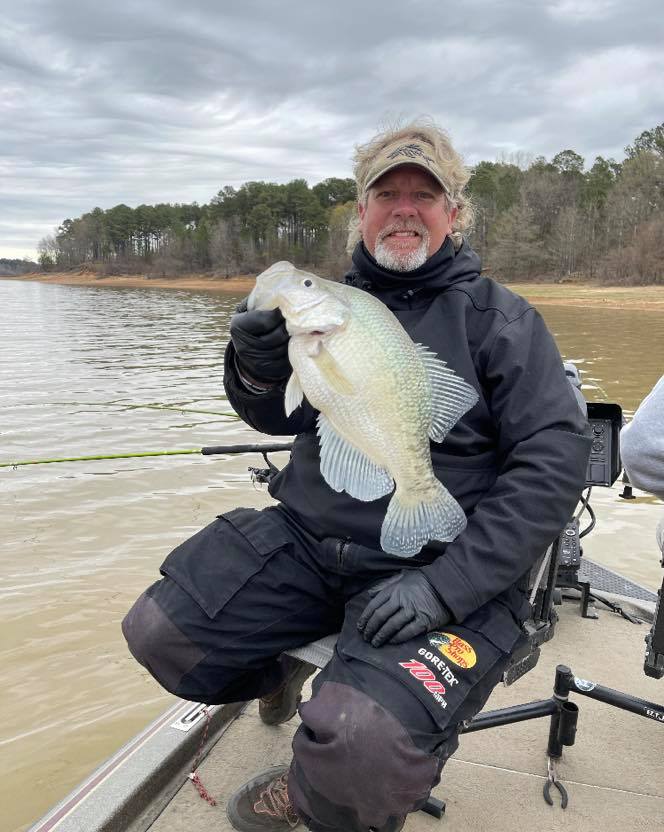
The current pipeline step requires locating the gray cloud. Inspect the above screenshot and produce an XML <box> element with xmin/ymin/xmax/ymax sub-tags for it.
<box><xmin>1</xmin><ymin>0</ymin><xmax>663</xmax><ymax>258</ymax></box>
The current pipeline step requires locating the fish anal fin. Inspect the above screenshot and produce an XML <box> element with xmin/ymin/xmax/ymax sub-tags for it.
<box><xmin>317</xmin><ymin>413</ymin><xmax>393</xmax><ymax>501</ymax></box>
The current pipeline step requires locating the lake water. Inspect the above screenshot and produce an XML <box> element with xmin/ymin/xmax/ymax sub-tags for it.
<box><xmin>1</xmin><ymin>278</ymin><xmax>662</xmax><ymax>831</ymax></box>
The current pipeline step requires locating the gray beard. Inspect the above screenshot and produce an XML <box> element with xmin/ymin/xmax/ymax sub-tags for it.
<box><xmin>373</xmin><ymin>230</ymin><xmax>430</xmax><ymax>272</ymax></box>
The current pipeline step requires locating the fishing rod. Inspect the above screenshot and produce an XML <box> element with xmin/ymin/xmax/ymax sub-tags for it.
<box><xmin>1</xmin><ymin>443</ymin><xmax>294</xmax><ymax>469</ymax></box>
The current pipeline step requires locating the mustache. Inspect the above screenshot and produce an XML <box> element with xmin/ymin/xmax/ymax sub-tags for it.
<box><xmin>377</xmin><ymin>221</ymin><xmax>429</xmax><ymax>243</ymax></box>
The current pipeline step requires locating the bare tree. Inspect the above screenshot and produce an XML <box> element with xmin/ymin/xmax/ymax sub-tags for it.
<box><xmin>209</xmin><ymin>218</ymin><xmax>242</xmax><ymax>277</ymax></box>
<box><xmin>324</xmin><ymin>202</ymin><xmax>355</xmax><ymax>280</ymax></box>
<box><xmin>37</xmin><ymin>234</ymin><xmax>60</xmax><ymax>270</ymax></box>
<box><xmin>487</xmin><ymin>202</ymin><xmax>546</xmax><ymax>280</ymax></box>
<box><xmin>549</xmin><ymin>205</ymin><xmax>584</xmax><ymax>277</ymax></box>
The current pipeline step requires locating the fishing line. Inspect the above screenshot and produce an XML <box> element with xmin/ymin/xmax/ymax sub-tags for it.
<box><xmin>1</xmin><ymin>443</ymin><xmax>293</xmax><ymax>469</ymax></box>
<box><xmin>122</xmin><ymin>403</ymin><xmax>240</xmax><ymax>418</ymax></box>
<box><xmin>6</xmin><ymin>401</ymin><xmax>240</xmax><ymax>419</ymax></box>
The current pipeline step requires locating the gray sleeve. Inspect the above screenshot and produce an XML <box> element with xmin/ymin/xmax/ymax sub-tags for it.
<box><xmin>620</xmin><ymin>375</ymin><xmax>664</xmax><ymax>499</ymax></box>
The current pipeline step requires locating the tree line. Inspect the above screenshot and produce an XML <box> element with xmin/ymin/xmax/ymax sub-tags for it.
<box><xmin>469</xmin><ymin>122</ymin><xmax>664</xmax><ymax>283</ymax></box>
<box><xmin>38</xmin><ymin>177</ymin><xmax>357</xmax><ymax>280</ymax></box>
<box><xmin>38</xmin><ymin>123</ymin><xmax>664</xmax><ymax>284</ymax></box>
<box><xmin>0</xmin><ymin>258</ymin><xmax>39</xmax><ymax>276</ymax></box>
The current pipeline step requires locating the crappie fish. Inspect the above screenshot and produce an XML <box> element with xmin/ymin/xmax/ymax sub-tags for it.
<box><xmin>247</xmin><ymin>261</ymin><xmax>479</xmax><ymax>556</ymax></box>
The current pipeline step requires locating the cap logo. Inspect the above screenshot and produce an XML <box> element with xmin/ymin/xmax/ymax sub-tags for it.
<box><xmin>386</xmin><ymin>143</ymin><xmax>435</xmax><ymax>169</ymax></box>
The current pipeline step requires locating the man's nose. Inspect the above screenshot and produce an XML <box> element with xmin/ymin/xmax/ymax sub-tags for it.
<box><xmin>391</xmin><ymin>194</ymin><xmax>418</xmax><ymax>218</ymax></box>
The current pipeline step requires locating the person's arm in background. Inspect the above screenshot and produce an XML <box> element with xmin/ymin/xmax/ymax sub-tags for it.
<box><xmin>620</xmin><ymin>375</ymin><xmax>664</xmax><ymax>500</ymax></box>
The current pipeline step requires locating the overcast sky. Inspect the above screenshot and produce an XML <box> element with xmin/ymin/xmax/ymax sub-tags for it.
<box><xmin>1</xmin><ymin>0</ymin><xmax>663</xmax><ymax>260</ymax></box>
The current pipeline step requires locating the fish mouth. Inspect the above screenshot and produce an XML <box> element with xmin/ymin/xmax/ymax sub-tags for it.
<box><xmin>248</xmin><ymin>291</ymin><xmax>324</xmax><ymax>314</ymax></box>
<box><xmin>287</xmin><ymin>323</ymin><xmax>337</xmax><ymax>337</ymax></box>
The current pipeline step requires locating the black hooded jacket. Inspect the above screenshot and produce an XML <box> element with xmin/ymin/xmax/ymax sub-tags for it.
<box><xmin>223</xmin><ymin>238</ymin><xmax>591</xmax><ymax>631</ymax></box>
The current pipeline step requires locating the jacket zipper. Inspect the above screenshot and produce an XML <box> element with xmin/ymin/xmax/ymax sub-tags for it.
<box><xmin>336</xmin><ymin>538</ymin><xmax>351</xmax><ymax>568</ymax></box>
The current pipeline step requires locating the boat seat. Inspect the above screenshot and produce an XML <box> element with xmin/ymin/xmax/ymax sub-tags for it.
<box><xmin>285</xmin><ymin>633</ymin><xmax>338</xmax><ymax>668</ymax></box>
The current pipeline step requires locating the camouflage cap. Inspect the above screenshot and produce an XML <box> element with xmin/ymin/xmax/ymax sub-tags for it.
<box><xmin>361</xmin><ymin>137</ymin><xmax>452</xmax><ymax>197</ymax></box>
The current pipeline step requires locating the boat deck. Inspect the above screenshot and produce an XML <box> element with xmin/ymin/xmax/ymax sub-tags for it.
<box><xmin>31</xmin><ymin>563</ymin><xmax>664</xmax><ymax>832</ymax></box>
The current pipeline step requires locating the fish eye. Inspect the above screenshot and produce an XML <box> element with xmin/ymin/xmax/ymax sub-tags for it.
<box><xmin>303</xmin><ymin>279</ymin><xmax>313</xmax><ymax>287</ymax></box>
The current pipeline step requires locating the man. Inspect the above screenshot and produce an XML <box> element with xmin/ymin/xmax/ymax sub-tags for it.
<box><xmin>620</xmin><ymin>375</ymin><xmax>664</xmax><ymax>502</ymax></box>
<box><xmin>123</xmin><ymin>122</ymin><xmax>591</xmax><ymax>832</ymax></box>
<box><xmin>620</xmin><ymin>375</ymin><xmax>664</xmax><ymax>554</ymax></box>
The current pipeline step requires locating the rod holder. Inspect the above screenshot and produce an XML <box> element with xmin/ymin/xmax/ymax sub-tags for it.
<box><xmin>557</xmin><ymin>701</ymin><xmax>579</xmax><ymax>747</ymax></box>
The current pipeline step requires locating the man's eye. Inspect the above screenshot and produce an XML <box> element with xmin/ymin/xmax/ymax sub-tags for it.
<box><xmin>416</xmin><ymin>192</ymin><xmax>435</xmax><ymax>200</ymax></box>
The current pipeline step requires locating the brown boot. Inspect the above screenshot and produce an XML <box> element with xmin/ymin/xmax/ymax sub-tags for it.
<box><xmin>226</xmin><ymin>765</ymin><xmax>301</xmax><ymax>832</ymax></box>
<box><xmin>259</xmin><ymin>655</ymin><xmax>317</xmax><ymax>726</ymax></box>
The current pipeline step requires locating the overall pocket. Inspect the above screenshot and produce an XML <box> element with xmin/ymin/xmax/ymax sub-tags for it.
<box><xmin>160</xmin><ymin>507</ymin><xmax>292</xmax><ymax>618</ymax></box>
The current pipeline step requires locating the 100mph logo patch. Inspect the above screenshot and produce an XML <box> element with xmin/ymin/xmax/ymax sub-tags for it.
<box><xmin>398</xmin><ymin>660</ymin><xmax>447</xmax><ymax>708</ymax></box>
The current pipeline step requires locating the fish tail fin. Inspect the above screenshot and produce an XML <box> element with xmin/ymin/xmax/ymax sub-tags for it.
<box><xmin>380</xmin><ymin>481</ymin><xmax>467</xmax><ymax>557</ymax></box>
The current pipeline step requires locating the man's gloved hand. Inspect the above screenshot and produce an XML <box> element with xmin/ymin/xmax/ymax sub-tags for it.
<box><xmin>357</xmin><ymin>570</ymin><xmax>453</xmax><ymax>648</ymax></box>
<box><xmin>230</xmin><ymin>298</ymin><xmax>290</xmax><ymax>383</ymax></box>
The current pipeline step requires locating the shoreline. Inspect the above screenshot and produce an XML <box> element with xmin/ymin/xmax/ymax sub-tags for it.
<box><xmin>3</xmin><ymin>271</ymin><xmax>664</xmax><ymax>309</ymax></box>
<box><xmin>0</xmin><ymin>271</ymin><xmax>257</xmax><ymax>294</ymax></box>
<box><xmin>506</xmin><ymin>282</ymin><xmax>664</xmax><ymax>310</ymax></box>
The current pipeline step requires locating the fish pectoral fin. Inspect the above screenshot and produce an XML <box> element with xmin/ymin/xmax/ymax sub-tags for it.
<box><xmin>284</xmin><ymin>373</ymin><xmax>304</xmax><ymax>416</ymax></box>
<box><xmin>380</xmin><ymin>481</ymin><xmax>467</xmax><ymax>557</ymax></box>
<box><xmin>317</xmin><ymin>413</ymin><xmax>393</xmax><ymax>501</ymax></box>
<box><xmin>313</xmin><ymin>346</ymin><xmax>355</xmax><ymax>396</ymax></box>
<box><xmin>415</xmin><ymin>344</ymin><xmax>479</xmax><ymax>443</ymax></box>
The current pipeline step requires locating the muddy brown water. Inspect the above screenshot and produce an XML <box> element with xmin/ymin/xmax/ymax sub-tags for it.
<box><xmin>1</xmin><ymin>279</ymin><xmax>662</xmax><ymax>831</ymax></box>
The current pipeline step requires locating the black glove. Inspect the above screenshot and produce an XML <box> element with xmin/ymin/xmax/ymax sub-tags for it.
<box><xmin>230</xmin><ymin>298</ymin><xmax>290</xmax><ymax>383</ymax></box>
<box><xmin>357</xmin><ymin>571</ymin><xmax>453</xmax><ymax>647</ymax></box>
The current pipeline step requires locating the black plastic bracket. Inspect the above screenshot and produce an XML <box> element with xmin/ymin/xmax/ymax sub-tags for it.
<box><xmin>421</xmin><ymin>796</ymin><xmax>446</xmax><ymax>818</ymax></box>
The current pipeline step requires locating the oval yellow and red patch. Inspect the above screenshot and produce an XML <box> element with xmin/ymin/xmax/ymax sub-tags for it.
<box><xmin>429</xmin><ymin>632</ymin><xmax>477</xmax><ymax>669</ymax></box>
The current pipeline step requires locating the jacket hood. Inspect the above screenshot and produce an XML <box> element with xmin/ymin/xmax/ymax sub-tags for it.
<box><xmin>346</xmin><ymin>236</ymin><xmax>482</xmax><ymax>299</ymax></box>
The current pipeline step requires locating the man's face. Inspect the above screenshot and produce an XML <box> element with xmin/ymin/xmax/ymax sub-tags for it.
<box><xmin>358</xmin><ymin>165</ymin><xmax>457</xmax><ymax>271</ymax></box>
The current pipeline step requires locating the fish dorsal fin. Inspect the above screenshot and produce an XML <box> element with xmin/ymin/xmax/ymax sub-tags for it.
<box><xmin>415</xmin><ymin>344</ymin><xmax>479</xmax><ymax>443</ymax></box>
<box><xmin>284</xmin><ymin>373</ymin><xmax>304</xmax><ymax>417</ymax></box>
<box><xmin>313</xmin><ymin>345</ymin><xmax>355</xmax><ymax>396</ymax></box>
<box><xmin>317</xmin><ymin>413</ymin><xmax>393</xmax><ymax>501</ymax></box>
